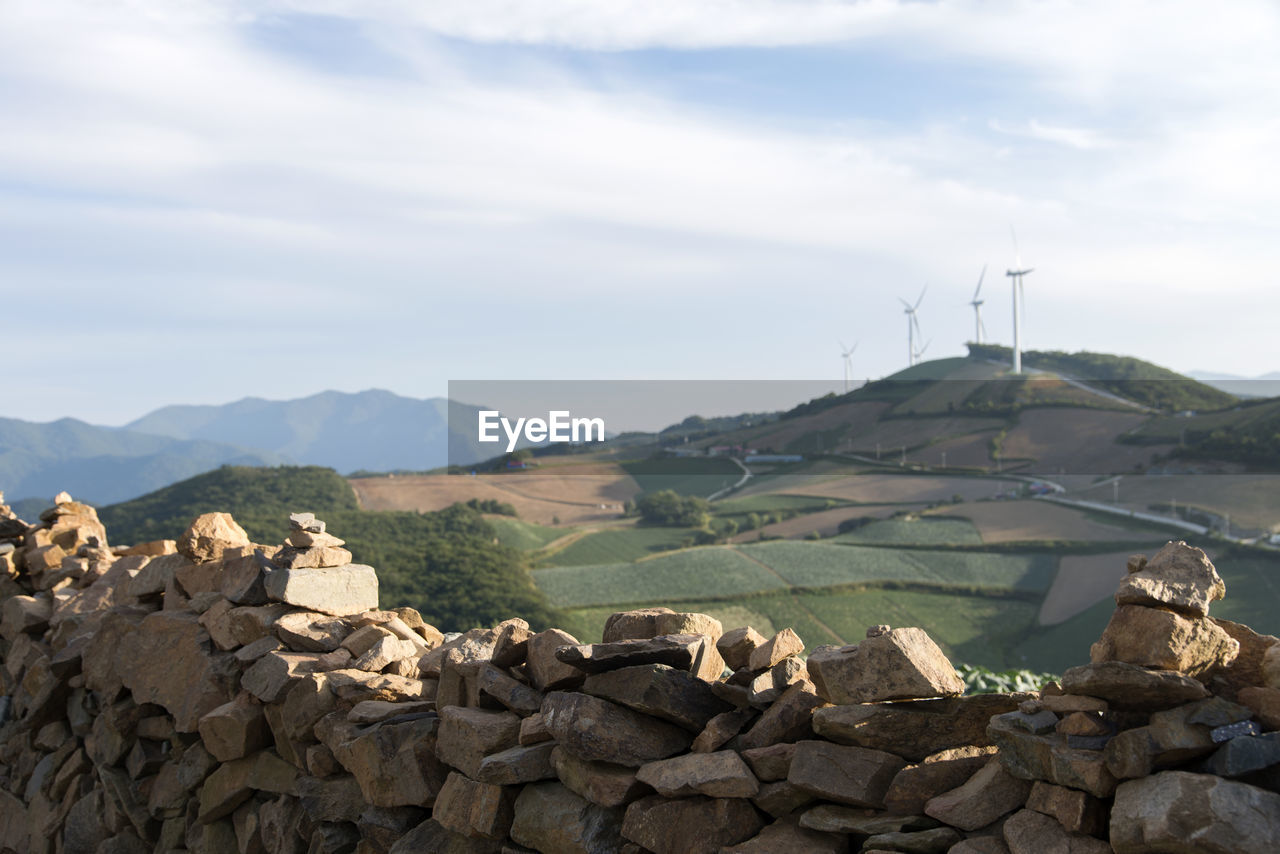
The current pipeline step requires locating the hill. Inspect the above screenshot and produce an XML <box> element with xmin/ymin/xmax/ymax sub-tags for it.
<box><xmin>0</xmin><ymin>416</ymin><xmax>285</xmax><ymax>505</ymax></box>
<box><xmin>98</xmin><ymin>465</ymin><xmax>561</xmax><ymax>632</ymax></box>
<box><xmin>127</xmin><ymin>389</ymin><xmax>500</xmax><ymax>473</ymax></box>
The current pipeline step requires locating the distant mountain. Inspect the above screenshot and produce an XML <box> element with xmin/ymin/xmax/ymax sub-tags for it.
<box><xmin>126</xmin><ymin>389</ymin><xmax>496</xmax><ymax>475</ymax></box>
<box><xmin>0</xmin><ymin>416</ymin><xmax>285</xmax><ymax>506</ymax></box>
<box><xmin>1188</xmin><ymin>371</ymin><xmax>1280</xmax><ymax>399</ymax></box>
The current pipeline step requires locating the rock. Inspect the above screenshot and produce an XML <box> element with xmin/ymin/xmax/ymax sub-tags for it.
<box><xmin>814</xmin><ymin>694</ymin><xmax>1029</xmax><ymax>762</ymax></box>
<box><xmin>602</xmin><ymin>607</ymin><xmax>676</xmax><ymax>643</ymax></box>
<box><xmin>286</xmin><ymin>529</ymin><xmax>345</xmax><ymax>549</ymax></box>
<box><xmin>747</xmin><ymin>657</ymin><xmax>808</xmax><ymax>707</ymax></box>
<box><xmin>884</xmin><ymin>746</ymin><xmax>998</xmax><ymax>815</ymax></box>
<box><xmin>581</xmin><ymin>664</ymin><xmax>732</xmax><ymax>732</ymax></box>
<box><xmin>0</xmin><ymin>595</ymin><xmax>52</xmax><ymax>640</ymax></box>
<box><xmin>752</xmin><ymin>780</ymin><xmax>818</xmax><ymax>818</ymax></box>
<box><xmin>798</xmin><ymin>805</ymin><xmax>937</xmax><ymax>835</ymax></box>
<box><xmin>1056</xmin><ymin>712</ymin><xmax>1109</xmax><ymax>737</ymax></box>
<box><xmin>198</xmin><ymin>695</ymin><xmax>272</xmax><ymax>762</ymax></box>
<box><xmin>179</xmin><ymin>513</ymin><xmax>250</xmax><ymax>563</ymax></box>
<box><xmin>1238</xmin><ymin>686</ymin><xmax>1280</xmax><ymax>729</ymax></box>
<box><xmin>865</xmin><ymin>826</ymin><xmax>962</xmax><ymax>853</ymax></box>
<box><xmin>788</xmin><ymin>740</ymin><xmax>905</xmax><ymax>808</ymax></box>
<box><xmin>1199</xmin><ymin>733</ymin><xmax>1280</xmax><ymax>777</ymax></box>
<box><xmin>353</xmin><ymin>635</ymin><xmax>421</xmax><ymax>672</ymax></box>
<box><xmin>747</xmin><ymin>627</ymin><xmax>804</xmax><ymax>671</ymax></box>
<box><xmin>807</xmin><ymin>627</ymin><xmax>964</xmax><ymax>704</ymax></box>
<box><xmin>119</xmin><ymin>611</ymin><xmax>239</xmax><ymax>732</ymax></box>
<box><xmin>924</xmin><ymin>757</ymin><xmax>1031</xmax><ymax>831</ymax></box>
<box><xmin>737</xmin><ymin>680</ymin><xmax>827</xmax><ymax>751</ymax></box>
<box><xmin>717</xmin><ymin>627</ymin><xmax>767</xmax><ymax>671</ymax></box>
<box><xmin>509</xmin><ymin>782</ymin><xmax>624</xmax><ymax>854</ymax></box>
<box><xmin>1208</xmin><ymin>619</ymin><xmax>1278</xmax><ymax>699</ymax></box>
<box><xmin>198</xmin><ymin>751</ymin><xmax>299</xmax><ymax>823</ymax></box>
<box><xmin>741</xmin><ymin>743</ymin><xmax>797</xmax><ymax>782</ymax></box>
<box><xmin>636</xmin><ymin>751</ymin><xmax>759</xmax><ymax>798</ymax></box>
<box><xmin>1090</xmin><ymin>604</ymin><xmax>1239</xmax><ymax>677</ymax></box>
<box><xmin>1114</xmin><ymin>541</ymin><xmax>1225</xmax><ymax>617</ymax></box>
<box><xmin>1025</xmin><ymin>780</ymin><xmax>1107</xmax><ymax>836</ymax></box>
<box><xmin>988</xmin><ymin>713</ymin><xmax>1118</xmax><ymax>798</ymax></box>
<box><xmin>556</xmin><ymin>634</ymin><xmax>711</xmax><ymax>675</ymax></box>
<box><xmin>477</xmin><ymin>664</ymin><xmax>543</xmax><ymax>716</ymax></box>
<box><xmin>527</xmin><ymin>629</ymin><xmax>585</xmax><ymax>691</ymax></box>
<box><xmin>621</xmin><ymin>795</ymin><xmax>765</xmax><ymax>854</ymax></box>
<box><xmin>1211</xmin><ymin>720</ymin><xmax>1260</xmax><ymax>742</ymax></box>
<box><xmin>436</xmin><ymin>706</ymin><xmax>522</xmax><ymax>778</ymax></box>
<box><xmin>1060</xmin><ymin>661</ymin><xmax>1211</xmax><ymax>710</ymax></box>
<box><xmin>1265</xmin><ymin>645</ymin><xmax>1280</xmax><ymax>689</ymax></box>
<box><xmin>653</xmin><ymin>612</ymin><xmax>726</xmax><ymax>680</ymax></box>
<box><xmin>1040</xmin><ymin>694</ymin><xmax>1109</xmax><ymax>715</ymax></box>
<box><xmin>274</xmin><ymin>612</ymin><xmax>352</xmax><ymax>652</ymax></box>
<box><xmin>721</xmin><ymin>815</ymin><xmax>847</xmax><ymax>854</ymax></box>
<box><xmin>1003</xmin><ymin>808</ymin><xmax>1110</xmax><ymax>854</ymax></box>
<box><xmin>690</xmin><ymin>707</ymin><xmax>757</xmax><ymax>753</ymax></box>
<box><xmin>1111</xmin><ymin>771</ymin><xmax>1280</xmax><ymax>853</ymax></box>
<box><xmin>950</xmin><ymin>840</ymin><xmax>1011</xmax><ymax>854</ymax></box>
<box><xmin>550</xmin><ymin>747</ymin><xmax>648</xmax><ymax>808</ymax></box>
<box><xmin>1010</xmin><ymin>709</ymin><xmax>1059</xmax><ymax>735</ymax></box>
<box><xmin>263</xmin><ymin>564</ymin><xmax>378</xmax><ymax>616</ymax></box>
<box><xmin>541</xmin><ymin>691</ymin><xmax>693</xmax><ymax>767</ymax></box>
<box><xmin>475</xmin><ymin>742</ymin><xmax>557</xmax><ymax>785</ymax></box>
<box><xmin>330</xmin><ymin>714</ymin><xmax>448</xmax><ymax>807</ymax></box>
<box><xmin>431</xmin><ymin>772</ymin><xmax>514</xmax><ymax>841</ymax></box>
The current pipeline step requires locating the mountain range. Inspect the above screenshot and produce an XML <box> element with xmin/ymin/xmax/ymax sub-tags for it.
<box><xmin>1</xmin><ymin>390</ymin><xmax>493</xmax><ymax>508</ymax></box>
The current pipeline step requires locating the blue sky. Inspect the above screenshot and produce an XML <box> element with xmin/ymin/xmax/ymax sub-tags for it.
<box><xmin>3</xmin><ymin>1</ymin><xmax>1279</xmax><ymax>424</ymax></box>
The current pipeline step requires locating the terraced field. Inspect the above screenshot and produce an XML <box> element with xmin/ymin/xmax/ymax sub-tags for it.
<box><xmin>488</xmin><ymin>518</ymin><xmax>569</xmax><ymax>551</ymax></box>
<box><xmin>539</xmin><ymin>525</ymin><xmax>700</xmax><ymax>567</ymax></box>
<box><xmin>834</xmin><ymin>517</ymin><xmax>983</xmax><ymax>546</ymax></box>
<box><xmin>930</xmin><ymin>499</ymin><xmax>1166</xmax><ymax>544</ymax></box>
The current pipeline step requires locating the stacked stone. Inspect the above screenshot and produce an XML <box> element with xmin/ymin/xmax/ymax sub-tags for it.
<box><xmin>2</xmin><ymin>499</ymin><xmax>1280</xmax><ymax>853</ymax></box>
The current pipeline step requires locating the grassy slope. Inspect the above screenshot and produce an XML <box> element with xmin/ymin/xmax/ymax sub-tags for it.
<box><xmin>540</xmin><ymin>526</ymin><xmax>701</xmax><ymax>567</ymax></box>
<box><xmin>488</xmin><ymin>517</ymin><xmax>571</xmax><ymax>551</ymax></box>
<box><xmin>621</xmin><ymin>457</ymin><xmax>743</xmax><ymax>498</ymax></box>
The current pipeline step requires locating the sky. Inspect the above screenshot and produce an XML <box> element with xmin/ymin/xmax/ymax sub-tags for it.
<box><xmin>3</xmin><ymin>0</ymin><xmax>1279</xmax><ymax>425</ymax></box>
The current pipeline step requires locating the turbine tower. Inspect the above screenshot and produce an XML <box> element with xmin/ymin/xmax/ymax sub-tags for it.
<box><xmin>839</xmin><ymin>340</ymin><xmax>858</xmax><ymax>393</ymax></box>
<box><xmin>900</xmin><ymin>287</ymin><xmax>926</xmax><ymax>367</ymax></box>
<box><xmin>1005</xmin><ymin>230</ymin><xmax>1033</xmax><ymax>373</ymax></box>
<box><xmin>970</xmin><ymin>265</ymin><xmax>988</xmax><ymax>345</ymax></box>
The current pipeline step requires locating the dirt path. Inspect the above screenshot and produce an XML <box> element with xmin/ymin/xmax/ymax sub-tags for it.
<box><xmin>730</xmin><ymin>547</ymin><xmax>847</xmax><ymax>645</ymax></box>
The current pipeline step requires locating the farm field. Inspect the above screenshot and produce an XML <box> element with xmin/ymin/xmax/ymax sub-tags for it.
<box><xmin>1037</xmin><ymin>550</ymin><xmax>1140</xmax><ymax>626</ymax></box>
<box><xmin>834</xmin><ymin>517</ymin><xmax>983</xmax><ymax>546</ymax></box>
<box><xmin>532</xmin><ymin>547</ymin><xmax>785</xmax><ymax>609</ymax></box>
<box><xmin>488</xmin><ymin>518</ymin><xmax>570</xmax><ymax>551</ymax></box>
<box><xmin>538</xmin><ymin>524</ymin><xmax>700</xmax><ymax>567</ymax></box>
<box><xmin>930</xmin><ymin>499</ymin><xmax>1167</xmax><ymax>544</ymax></box>
<box><xmin>845</xmin><ymin>417</ymin><xmax>1007</xmax><ymax>457</ymax></box>
<box><xmin>727</xmin><ymin>503</ymin><xmax>915</xmax><ymax>543</ymax></box>
<box><xmin>734</xmin><ymin>541</ymin><xmax>1057</xmax><ymax>592</ymax></box>
<box><xmin>620</xmin><ymin>457</ymin><xmax>743</xmax><ymax>498</ymax></box>
<box><xmin>999</xmin><ymin>408</ymin><xmax>1173</xmax><ymax>474</ymax></box>
<box><xmin>349</xmin><ymin>466</ymin><xmax>637</xmax><ymax>525</ymax></box>
<box><xmin>904</xmin><ymin>430</ymin><xmax>998</xmax><ymax>469</ymax></box>
<box><xmin>703</xmin><ymin>400</ymin><xmax>891</xmax><ymax>456</ymax></box>
<box><xmin>766</xmin><ymin>473</ymin><xmax>1020</xmax><ymax>505</ymax></box>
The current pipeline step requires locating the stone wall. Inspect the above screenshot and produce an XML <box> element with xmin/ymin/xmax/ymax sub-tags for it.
<box><xmin>1</xmin><ymin>492</ymin><xmax>1280</xmax><ymax>853</ymax></box>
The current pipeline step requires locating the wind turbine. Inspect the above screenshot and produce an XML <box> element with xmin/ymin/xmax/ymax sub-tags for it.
<box><xmin>1005</xmin><ymin>229</ymin><xmax>1033</xmax><ymax>373</ymax></box>
<box><xmin>970</xmin><ymin>265</ymin><xmax>988</xmax><ymax>345</ymax></box>
<box><xmin>900</xmin><ymin>287</ymin><xmax>926</xmax><ymax>367</ymax></box>
<box><xmin>839</xmin><ymin>340</ymin><xmax>858</xmax><ymax>393</ymax></box>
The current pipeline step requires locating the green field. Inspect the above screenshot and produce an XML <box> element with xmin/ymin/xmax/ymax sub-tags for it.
<box><xmin>540</xmin><ymin>525</ymin><xmax>699</xmax><ymax>567</ymax></box>
<box><xmin>532</xmin><ymin>547</ymin><xmax>786</xmax><ymax>608</ymax></box>
<box><xmin>713</xmin><ymin>493</ymin><xmax>841</xmax><ymax>516</ymax></box>
<box><xmin>621</xmin><ymin>457</ymin><xmax>743</xmax><ymax>497</ymax></box>
<box><xmin>488</xmin><ymin>518</ymin><xmax>569</xmax><ymax>551</ymax></box>
<box><xmin>835</xmin><ymin>517</ymin><xmax>983</xmax><ymax>547</ymax></box>
<box><xmin>736</xmin><ymin>541</ymin><xmax>1056</xmax><ymax>593</ymax></box>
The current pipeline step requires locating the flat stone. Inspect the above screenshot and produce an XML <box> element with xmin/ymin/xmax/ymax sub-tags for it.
<box><xmin>1060</xmin><ymin>661</ymin><xmax>1211</xmax><ymax>711</ymax></box>
<box><xmin>807</xmin><ymin>627</ymin><xmax>964</xmax><ymax>704</ymax></box>
<box><xmin>1211</xmin><ymin>720</ymin><xmax>1261</xmax><ymax>743</ymax></box>
<box><xmin>550</xmin><ymin>747</ymin><xmax>647</xmax><ymax>808</ymax></box>
<box><xmin>263</xmin><ymin>564</ymin><xmax>378</xmax><ymax>616</ymax></box>
<box><xmin>866</xmin><ymin>826</ymin><xmax>963</xmax><ymax>854</ymax></box>
<box><xmin>431</xmin><ymin>772</ymin><xmax>513</xmax><ymax>841</ymax></box>
<box><xmin>1114</xmin><ymin>541</ymin><xmax>1225</xmax><ymax>617</ymax></box>
<box><xmin>1026</xmin><ymin>780</ymin><xmax>1107</xmax><ymax>836</ymax></box>
<box><xmin>788</xmin><ymin>740</ymin><xmax>905</xmax><ymax>808</ymax></box>
<box><xmin>119</xmin><ymin>611</ymin><xmax>239</xmax><ymax>732</ymax></box>
<box><xmin>1111</xmin><ymin>771</ymin><xmax>1280</xmax><ymax>854</ymax></box>
<box><xmin>884</xmin><ymin>746</ymin><xmax>999</xmax><ymax>816</ymax></box>
<box><xmin>527</xmin><ymin>628</ymin><xmax>585</xmax><ymax>691</ymax></box>
<box><xmin>814</xmin><ymin>693</ymin><xmax>1029</xmax><ymax>762</ymax></box>
<box><xmin>601</xmin><ymin>607</ymin><xmax>675</xmax><ymax>643</ymax></box>
<box><xmin>722</xmin><ymin>815</ymin><xmax>847</xmax><ymax>854</ymax></box>
<box><xmin>1199</xmin><ymin>733</ymin><xmax>1280</xmax><ymax>777</ymax></box>
<box><xmin>581</xmin><ymin>663</ymin><xmax>732</xmax><ymax>732</ymax></box>
<box><xmin>274</xmin><ymin>612</ymin><xmax>352</xmax><ymax>652</ymax></box>
<box><xmin>621</xmin><ymin>795</ymin><xmax>765</xmax><ymax>854</ymax></box>
<box><xmin>541</xmin><ymin>691</ymin><xmax>692</xmax><ymax>767</ymax></box>
<box><xmin>924</xmin><ymin>757</ymin><xmax>1032</xmax><ymax>832</ymax></box>
<box><xmin>988</xmin><ymin>713</ymin><xmax>1118</xmax><ymax>798</ymax></box>
<box><xmin>477</xmin><ymin>664</ymin><xmax>543</xmax><ymax>716</ymax></box>
<box><xmin>555</xmin><ymin>634</ymin><xmax>710</xmax><ymax>675</ymax></box>
<box><xmin>1090</xmin><ymin>604</ymin><xmax>1239</xmax><ymax>677</ymax></box>
<box><xmin>752</xmin><ymin>780</ymin><xmax>818</xmax><ymax>818</ymax></box>
<box><xmin>1040</xmin><ymin>694</ymin><xmax>1109</xmax><ymax>715</ymax></box>
<box><xmin>747</xmin><ymin>627</ymin><xmax>804</xmax><ymax>672</ymax></box>
<box><xmin>475</xmin><ymin>742</ymin><xmax>557</xmax><ymax>785</ymax></box>
<box><xmin>690</xmin><ymin>707</ymin><xmax>757</xmax><ymax>753</ymax></box>
<box><xmin>436</xmin><ymin>706</ymin><xmax>521</xmax><ymax>778</ymax></box>
<box><xmin>328</xmin><ymin>714</ymin><xmax>448</xmax><ymax>807</ymax></box>
<box><xmin>737</xmin><ymin>680</ymin><xmax>827</xmax><ymax>751</ymax></box>
<box><xmin>652</xmin><ymin>612</ymin><xmax>726</xmax><ymax>681</ymax></box>
<box><xmin>635</xmin><ymin>751</ymin><xmax>759</xmax><ymax>798</ymax></box>
<box><xmin>741</xmin><ymin>743</ymin><xmax>796</xmax><ymax>782</ymax></box>
<box><xmin>798</xmin><ymin>805</ymin><xmax>938</xmax><ymax>835</ymax></box>
<box><xmin>179</xmin><ymin>513</ymin><xmax>250</xmax><ymax>563</ymax></box>
<box><xmin>272</xmin><ymin>545</ymin><xmax>353</xmax><ymax>569</ymax></box>
<box><xmin>198</xmin><ymin>695</ymin><xmax>272</xmax><ymax>762</ymax></box>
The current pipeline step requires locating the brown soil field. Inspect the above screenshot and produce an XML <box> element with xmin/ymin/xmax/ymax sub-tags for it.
<box><xmin>727</xmin><ymin>503</ymin><xmax>916</xmax><ymax>543</ymax></box>
<box><xmin>715</xmin><ymin>401</ymin><xmax>891</xmax><ymax>453</ymax></box>
<box><xmin>349</xmin><ymin>466</ymin><xmax>640</xmax><ymax>526</ymax></box>
<box><xmin>905</xmin><ymin>431</ymin><xmax>998</xmax><ymax>469</ymax></box>
<box><xmin>999</xmin><ymin>409</ymin><xmax>1173</xmax><ymax>474</ymax></box>
<box><xmin>929</xmin><ymin>499</ymin><xmax>1162</xmax><ymax>544</ymax></box>
<box><xmin>848</xmin><ymin>417</ymin><xmax>1007</xmax><ymax>456</ymax></box>
<box><xmin>1037</xmin><ymin>547</ymin><xmax>1221</xmax><ymax>626</ymax></box>
<box><xmin>769</xmin><ymin>473</ymin><xmax>1021</xmax><ymax>504</ymax></box>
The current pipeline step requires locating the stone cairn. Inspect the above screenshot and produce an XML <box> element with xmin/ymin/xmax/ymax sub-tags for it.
<box><xmin>0</xmin><ymin>496</ymin><xmax>1279</xmax><ymax>853</ymax></box>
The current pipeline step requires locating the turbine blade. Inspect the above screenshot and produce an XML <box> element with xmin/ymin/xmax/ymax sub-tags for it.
<box><xmin>974</xmin><ymin>264</ymin><xmax>986</xmax><ymax>299</ymax></box>
<box><xmin>915</xmin><ymin>285</ymin><xmax>928</xmax><ymax>310</ymax></box>
<box><xmin>1010</xmin><ymin>225</ymin><xmax>1022</xmax><ymax>268</ymax></box>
